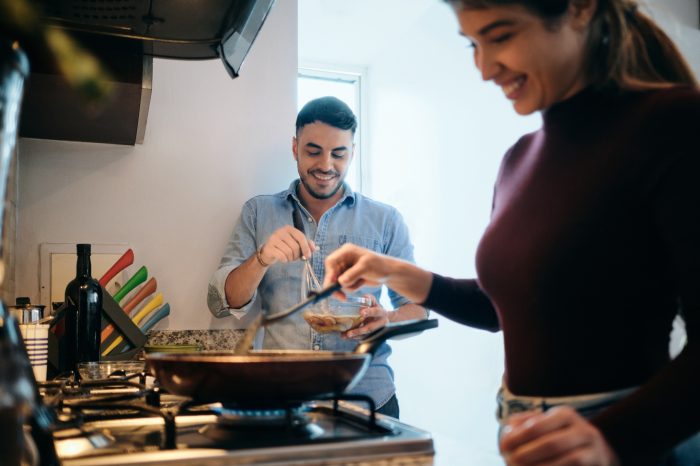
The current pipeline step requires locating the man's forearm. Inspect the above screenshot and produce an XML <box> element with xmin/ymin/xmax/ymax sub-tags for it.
<box><xmin>389</xmin><ymin>303</ymin><xmax>428</xmax><ymax>323</ymax></box>
<box><xmin>224</xmin><ymin>254</ymin><xmax>269</xmax><ymax>309</ymax></box>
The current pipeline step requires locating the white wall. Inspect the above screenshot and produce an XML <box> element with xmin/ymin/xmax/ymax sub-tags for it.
<box><xmin>15</xmin><ymin>0</ymin><xmax>298</xmax><ymax>330</ymax></box>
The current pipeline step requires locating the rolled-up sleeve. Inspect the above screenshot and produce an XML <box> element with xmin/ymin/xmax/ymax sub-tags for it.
<box><xmin>207</xmin><ymin>201</ymin><xmax>259</xmax><ymax>318</ymax></box>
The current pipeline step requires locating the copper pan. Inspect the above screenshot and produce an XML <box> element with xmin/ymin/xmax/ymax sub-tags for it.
<box><xmin>146</xmin><ymin>319</ymin><xmax>438</xmax><ymax>405</ymax></box>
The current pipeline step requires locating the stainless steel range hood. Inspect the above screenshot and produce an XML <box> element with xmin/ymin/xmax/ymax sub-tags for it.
<box><xmin>19</xmin><ymin>0</ymin><xmax>276</xmax><ymax>145</ymax></box>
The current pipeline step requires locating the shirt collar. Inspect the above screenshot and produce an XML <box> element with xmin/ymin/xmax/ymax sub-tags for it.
<box><xmin>285</xmin><ymin>179</ymin><xmax>356</xmax><ymax>207</ymax></box>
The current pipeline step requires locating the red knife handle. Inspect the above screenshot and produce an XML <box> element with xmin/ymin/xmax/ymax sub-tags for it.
<box><xmin>98</xmin><ymin>249</ymin><xmax>134</xmax><ymax>287</ymax></box>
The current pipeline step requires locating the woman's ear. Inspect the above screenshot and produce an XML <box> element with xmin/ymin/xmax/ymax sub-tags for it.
<box><xmin>569</xmin><ymin>0</ymin><xmax>598</xmax><ymax>30</ymax></box>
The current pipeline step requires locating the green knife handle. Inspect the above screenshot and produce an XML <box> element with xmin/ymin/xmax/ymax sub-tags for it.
<box><xmin>113</xmin><ymin>266</ymin><xmax>148</xmax><ymax>303</ymax></box>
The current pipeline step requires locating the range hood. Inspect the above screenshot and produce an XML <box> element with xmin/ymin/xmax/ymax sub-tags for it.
<box><xmin>19</xmin><ymin>0</ymin><xmax>276</xmax><ymax>145</ymax></box>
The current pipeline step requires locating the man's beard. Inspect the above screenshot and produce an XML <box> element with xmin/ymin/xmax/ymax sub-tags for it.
<box><xmin>300</xmin><ymin>170</ymin><xmax>345</xmax><ymax>200</ymax></box>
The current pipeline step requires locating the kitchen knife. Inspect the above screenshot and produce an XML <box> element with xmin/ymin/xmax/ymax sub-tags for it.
<box><xmin>102</xmin><ymin>292</ymin><xmax>163</xmax><ymax>356</ymax></box>
<box><xmin>98</xmin><ymin>249</ymin><xmax>134</xmax><ymax>287</ymax></box>
<box><xmin>112</xmin><ymin>266</ymin><xmax>147</xmax><ymax>303</ymax></box>
<box><xmin>139</xmin><ymin>303</ymin><xmax>170</xmax><ymax>333</ymax></box>
<box><xmin>132</xmin><ymin>292</ymin><xmax>164</xmax><ymax>325</ymax></box>
<box><xmin>101</xmin><ymin>277</ymin><xmax>157</xmax><ymax>343</ymax></box>
<box><xmin>116</xmin><ymin>303</ymin><xmax>171</xmax><ymax>354</ymax></box>
<box><xmin>122</xmin><ymin>277</ymin><xmax>157</xmax><ymax>314</ymax></box>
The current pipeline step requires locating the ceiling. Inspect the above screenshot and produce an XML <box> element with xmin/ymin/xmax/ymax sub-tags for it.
<box><xmin>298</xmin><ymin>0</ymin><xmax>436</xmax><ymax>65</ymax></box>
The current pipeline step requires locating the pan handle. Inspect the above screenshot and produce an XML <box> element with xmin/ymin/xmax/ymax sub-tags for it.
<box><xmin>354</xmin><ymin>318</ymin><xmax>438</xmax><ymax>355</ymax></box>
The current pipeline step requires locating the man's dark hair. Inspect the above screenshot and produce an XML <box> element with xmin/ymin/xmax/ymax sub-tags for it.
<box><xmin>295</xmin><ymin>96</ymin><xmax>357</xmax><ymax>136</ymax></box>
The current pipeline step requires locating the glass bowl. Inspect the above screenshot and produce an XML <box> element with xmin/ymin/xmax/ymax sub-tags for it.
<box><xmin>77</xmin><ymin>361</ymin><xmax>146</xmax><ymax>380</ymax></box>
<box><xmin>303</xmin><ymin>296</ymin><xmax>372</xmax><ymax>333</ymax></box>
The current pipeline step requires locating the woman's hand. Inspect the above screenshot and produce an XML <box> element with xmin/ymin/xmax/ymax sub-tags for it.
<box><xmin>259</xmin><ymin>225</ymin><xmax>315</xmax><ymax>265</ymax></box>
<box><xmin>323</xmin><ymin>243</ymin><xmax>393</xmax><ymax>292</ymax></box>
<box><xmin>324</xmin><ymin>243</ymin><xmax>433</xmax><ymax>303</ymax></box>
<box><xmin>500</xmin><ymin>406</ymin><xmax>620</xmax><ymax>466</ymax></box>
<box><xmin>342</xmin><ymin>294</ymin><xmax>392</xmax><ymax>339</ymax></box>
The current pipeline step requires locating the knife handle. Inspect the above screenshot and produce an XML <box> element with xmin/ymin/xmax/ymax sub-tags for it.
<box><xmin>132</xmin><ymin>293</ymin><xmax>164</xmax><ymax>325</ymax></box>
<box><xmin>102</xmin><ymin>293</ymin><xmax>163</xmax><ymax>356</ymax></box>
<box><xmin>98</xmin><ymin>249</ymin><xmax>134</xmax><ymax>287</ymax></box>
<box><xmin>117</xmin><ymin>303</ymin><xmax>171</xmax><ymax>354</ymax></box>
<box><xmin>139</xmin><ymin>303</ymin><xmax>170</xmax><ymax>333</ymax></box>
<box><xmin>112</xmin><ymin>266</ymin><xmax>147</xmax><ymax>303</ymax></box>
<box><xmin>101</xmin><ymin>277</ymin><xmax>157</xmax><ymax>342</ymax></box>
<box><xmin>123</xmin><ymin>278</ymin><xmax>157</xmax><ymax>314</ymax></box>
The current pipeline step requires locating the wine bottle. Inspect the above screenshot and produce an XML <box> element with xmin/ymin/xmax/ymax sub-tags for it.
<box><xmin>64</xmin><ymin>244</ymin><xmax>103</xmax><ymax>376</ymax></box>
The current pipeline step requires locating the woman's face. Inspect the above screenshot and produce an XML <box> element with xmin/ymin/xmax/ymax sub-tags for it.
<box><xmin>454</xmin><ymin>2</ymin><xmax>594</xmax><ymax>115</ymax></box>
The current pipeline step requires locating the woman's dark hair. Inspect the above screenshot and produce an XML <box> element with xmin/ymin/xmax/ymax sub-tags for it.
<box><xmin>448</xmin><ymin>0</ymin><xmax>698</xmax><ymax>89</ymax></box>
<box><xmin>296</xmin><ymin>96</ymin><xmax>358</xmax><ymax>136</ymax></box>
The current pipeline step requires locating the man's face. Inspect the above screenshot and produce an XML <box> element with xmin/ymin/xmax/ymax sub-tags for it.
<box><xmin>293</xmin><ymin>121</ymin><xmax>354</xmax><ymax>200</ymax></box>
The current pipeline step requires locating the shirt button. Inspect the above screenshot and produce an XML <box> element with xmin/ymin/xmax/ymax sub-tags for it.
<box><xmin>313</xmin><ymin>344</ymin><xmax>320</xmax><ymax>351</ymax></box>
<box><xmin>308</xmin><ymin>217</ymin><xmax>312</xmax><ymax>222</ymax></box>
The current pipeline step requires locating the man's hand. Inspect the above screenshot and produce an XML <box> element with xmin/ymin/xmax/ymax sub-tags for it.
<box><xmin>259</xmin><ymin>225</ymin><xmax>315</xmax><ymax>266</ymax></box>
<box><xmin>500</xmin><ymin>406</ymin><xmax>620</xmax><ymax>466</ymax></box>
<box><xmin>342</xmin><ymin>294</ymin><xmax>392</xmax><ymax>339</ymax></box>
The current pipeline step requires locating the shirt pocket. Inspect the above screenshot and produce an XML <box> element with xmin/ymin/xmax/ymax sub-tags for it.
<box><xmin>338</xmin><ymin>235</ymin><xmax>382</xmax><ymax>253</ymax></box>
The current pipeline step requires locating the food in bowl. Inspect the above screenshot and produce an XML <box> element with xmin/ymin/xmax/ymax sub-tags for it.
<box><xmin>303</xmin><ymin>296</ymin><xmax>371</xmax><ymax>333</ymax></box>
<box><xmin>77</xmin><ymin>361</ymin><xmax>145</xmax><ymax>380</ymax></box>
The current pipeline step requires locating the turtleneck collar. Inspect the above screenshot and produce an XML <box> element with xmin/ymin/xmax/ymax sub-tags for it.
<box><xmin>541</xmin><ymin>85</ymin><xmax>623</xmax><ymax>132</ymax></box>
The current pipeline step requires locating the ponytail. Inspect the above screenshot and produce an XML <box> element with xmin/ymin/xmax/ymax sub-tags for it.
<box><xmin>586</xmin><ymin>0</ymin><xmax>698</xmax><ymax>89</ymax></box>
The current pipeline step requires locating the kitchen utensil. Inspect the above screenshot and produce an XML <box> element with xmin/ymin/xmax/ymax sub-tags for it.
<box><xmin>112</xmin><ymin>266</ymin><xmax>148</xmax><ymax>303</ymax></box>
<box><xmin>18</xmin><ymin>323</ymin><xmax>50</xmax><ymax>382</ymax></box>
<box><xmin>102</xmin><ymin>293</ymin><xmax>163</xmax><ymax>356</ymax></box>
<box><xmin>98</xmin><ymin>249</ymin><xmax>134</xmax><ymax>287</ymax></box>
<box><xmin>139</xmin><ymin>303</ymin><xmax>170</xmax><ymax>333</ymax></box>
<box><xmin>115</xmin><ymin>303</ymin><xmax>172</xmax><ymax>354</ymax></box>
<box><xmin>304</xmin><ymin>295</ymin><xmax>372</xmax><ymax>333</ymax></box>
<box><xmin>77</xmin><ymin>361</ymin><xmax>145</xmax><ymax>380</ymax></box>
<box><xmin>143</xmin><ymin>343</ymin><xmax>199</xmax><ymax>354</ymax></box>
<box><xmin>147</xmin><ymin>318</ymin><xmax>438</xmax><ymax>404</ymax></box>
<box><xmin>122</xmin><ymin>278</ymin><xmax>157</xmax><ymax>314</ymax></box>
<box><xmin>101</xmin><ymin>277</ymin><xmax>157</xmax><ymax>343</ymax></box>
<box><xmin>131</xmin><ymin>293</ymin><xmax>164</xmax><ymax>324</ymax></box>
<box><xmin>233</xmin><ymin>282</ymin><xmax>341</xmax><ymax>354</ymax></box>
<box><xmin>8</xmin><ymin>297</ymin><xmax>47</xmax><ymax>324</ymax></box>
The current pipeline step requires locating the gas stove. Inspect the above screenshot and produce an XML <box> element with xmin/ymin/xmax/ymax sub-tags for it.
<box><xmin>36</xmin><ymin>376</ymin><xmax>434</xmax><ymax>466</ymax></box>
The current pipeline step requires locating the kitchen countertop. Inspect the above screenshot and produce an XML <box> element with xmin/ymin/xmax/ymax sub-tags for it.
<box><xmin>145</xmin><ymin>329</ymin><xmax>243</xmax><ymax>350</ymax></box>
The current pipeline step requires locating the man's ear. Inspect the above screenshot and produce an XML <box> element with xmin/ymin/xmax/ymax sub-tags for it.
<box><xmin>569</xmin><ymin>0</ymin><xmax>597</xmax><ymax>30</ymax></box>
<box><xmin>292</xmin><ymin>136</ymin><xmax>298</xmax><ymax>161</ymax></box>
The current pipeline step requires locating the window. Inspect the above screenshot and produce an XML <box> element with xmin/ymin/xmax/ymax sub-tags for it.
<box><xmin>297</xmin><ymin>65</ymin><xmax>366</xmax><ymax>192</ymax></box>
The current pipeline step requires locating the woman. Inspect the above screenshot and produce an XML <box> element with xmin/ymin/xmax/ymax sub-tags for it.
<box><xmin>323</xmin><ymin>0</ymin><xmax>700</xmax><ymax>465</ymax></box>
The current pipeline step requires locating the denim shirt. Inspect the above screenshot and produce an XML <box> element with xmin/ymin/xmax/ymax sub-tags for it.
<box><xmin>208</xmin><ymin>180</ymin><xmax>415</xmax><ymax>408</ymax></box>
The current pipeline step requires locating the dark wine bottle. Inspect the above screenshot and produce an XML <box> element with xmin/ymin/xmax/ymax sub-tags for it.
<box><xmin>64</xmin><ymin>244</ymin><xmax>103</xmax><ymax>376</ymax></box>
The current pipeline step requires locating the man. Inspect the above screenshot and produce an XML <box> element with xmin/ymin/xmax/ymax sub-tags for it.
<box><xmin>207</xmin><ymin>96</ymin><xmax>426</xmax><ymax>418</ymax></box>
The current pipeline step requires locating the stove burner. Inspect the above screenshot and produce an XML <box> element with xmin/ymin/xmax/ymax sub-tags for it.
<box><xmin>214</xmin><ymin>406</ymin><xmax>310</xmax><ymax>428</ymax></box>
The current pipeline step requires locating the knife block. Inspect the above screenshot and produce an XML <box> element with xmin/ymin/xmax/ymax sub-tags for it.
<box><xmin>100</xmin><ymin>288</ymin><xmax>147</xmax><ymax>361</ymax></box>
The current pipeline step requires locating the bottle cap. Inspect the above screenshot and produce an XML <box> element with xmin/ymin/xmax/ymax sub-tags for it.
<box><xmin>77</xmin><ymin>244</ymin><xmax>91</xmax><ymax>254</ymax></box>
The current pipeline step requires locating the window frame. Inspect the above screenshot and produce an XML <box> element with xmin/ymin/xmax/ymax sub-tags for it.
<box><xmin>298</xmin><ymin>62</ymin><xmax>369</xmax><ymax>194</ymax></box>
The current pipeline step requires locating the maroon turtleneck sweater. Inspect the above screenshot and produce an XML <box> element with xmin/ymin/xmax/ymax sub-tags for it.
<box><xmin>424</xmin><ymin>85</ymin><xmax>700</xmax><ymax>463</ymax></box>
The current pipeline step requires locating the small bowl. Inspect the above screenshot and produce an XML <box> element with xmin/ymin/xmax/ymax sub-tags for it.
<box><xmin>143</xmin><ymin>344</ymin><xmax>201</xmax><ymax>354</ymax></box>
<box><xmin>77</xmin><ymin>361</ymin><xmax>146</xmax><ymax>380</ymax></box>
<box><xmin>303</xmin><ymin>296</ymin><xmax>372</xmax><ymax>333</ymax></box>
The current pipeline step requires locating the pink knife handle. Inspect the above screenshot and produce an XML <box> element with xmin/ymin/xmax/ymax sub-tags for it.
<box><xmin>99</xmin><ymin>249</ymin><xmax>134</xmax><ymax>287</ymax></box>
<box><xmin>100</xmin><ymin>277</ymin><xmax>157</xmax><ymax>343</ymax></box>
<box><xmin>123</xmin><ymin>278</ymin><xmax>157</xmax><ymax>314</ymax></box>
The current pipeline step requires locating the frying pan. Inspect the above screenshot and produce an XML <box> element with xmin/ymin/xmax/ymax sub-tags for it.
<box><xmin>146</xmin><ymin>318</ymin><xmax>438</xmax><ymax>405</ymax></box>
